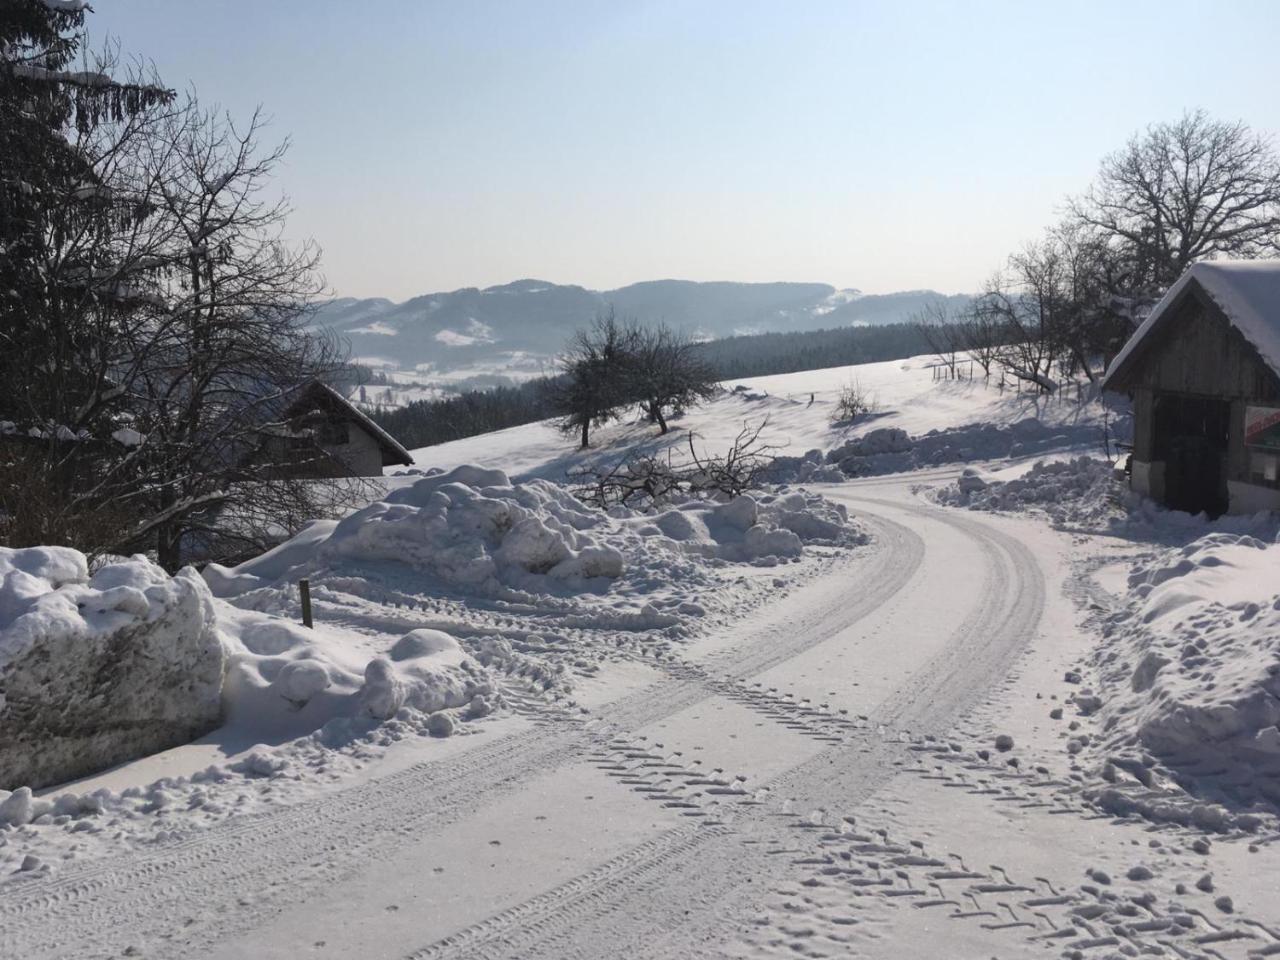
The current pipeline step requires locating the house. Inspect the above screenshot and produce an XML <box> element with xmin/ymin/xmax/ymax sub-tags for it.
<box><xmin>1102</xmin><ymin>260</ymin><xmax>1280</xmax><ymax>517</ymax></box>
<box><xmin>252</xmin><ymin>380</ymin><xmax>414</xmax><ymax>478</ymax></box>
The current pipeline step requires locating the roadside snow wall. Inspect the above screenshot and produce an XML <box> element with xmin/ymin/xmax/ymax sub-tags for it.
<box><xmin>0</xmin><ymin>548</ymin><xmax>224</xmax><ymax>791</ymax></box>
<box><xmin>205</xmin><ymin>465</ymin><xmax>860</xmax><ymax>604</ymax></box>
<box><xmin>1084</xmin><ymin>533</ymin><xmax>1280</xmax><ymax>824</ymax></box>
<box><xmin>769</xmin><ymin>418</ymin><xmax>1112</xmax><ymax>483</ymax></box>
<box><xmin>935</xmin><ymin>457</ymin><xmax>1122</xmax><ymax>527</ymax></box>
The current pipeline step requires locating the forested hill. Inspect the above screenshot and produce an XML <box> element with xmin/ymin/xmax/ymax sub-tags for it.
<box><xmin>692</xmin><ymin>323</ymin><xmax>935</xmax><ymax>379</ymax></box>
<box><xmin>318</xmin><ymin>279</ymin><xmax>969</xmax><ymax>370</ymax></box>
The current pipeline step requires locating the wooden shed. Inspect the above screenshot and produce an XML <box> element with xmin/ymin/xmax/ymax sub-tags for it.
<box><xmin>1103</xmin><ymin>260</ymin><xmax>1280</xmax><ymax>517</ymax></box>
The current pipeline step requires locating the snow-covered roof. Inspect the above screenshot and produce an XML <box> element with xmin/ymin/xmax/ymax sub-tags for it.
<box><xmin>287</xmin><ymin>381</ymin><xmax>415</xmax><ymax>467</ymax></box>
<box><xmin>1103</xmin><ymin>259</ymin><xmax>1280</xmax><ymax>391</ymax></box>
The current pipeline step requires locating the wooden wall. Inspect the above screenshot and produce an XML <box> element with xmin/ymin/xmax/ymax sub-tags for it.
<box><xmin>1127</xmin><ymin>291</ymin><xmax>1280</xmax><ymax>402</ymax></box>
<box><xmin>1123</xmin><ymin>286</ymin><xmax>1280</xmax><ymax>490</ymax></box>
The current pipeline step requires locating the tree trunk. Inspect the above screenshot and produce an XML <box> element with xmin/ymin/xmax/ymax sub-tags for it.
<box><xmin>654</xmin><ymin>405</ymin><xmax>668</xmax><ymax>434</ymax></box>
<box><xmin>580</xmin><ymin>418</ymin><xmax>589</xmax><ymax>449</ymax></box>
<box><xmin>156</xmin><ymin>523</ymin><xmax>180</xmax><ymax>574</ymax></box>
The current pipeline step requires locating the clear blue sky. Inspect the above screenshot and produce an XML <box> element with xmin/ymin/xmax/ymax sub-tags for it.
<box><xmin>91</xmin><ymin>1</ymin><xmax>1280</xmax><ymax>301</ymax></box>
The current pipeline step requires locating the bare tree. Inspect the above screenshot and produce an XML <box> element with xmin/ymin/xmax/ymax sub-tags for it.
<box><xmin>830</xmin><ymin>378</ymin><xmax>878</xmax><ymax>423</ymax></box>
<box><xmin>972</xmin><ymin>266</ymin><xmax>1058</xmax><ymax>393</ymax></box>
<box><xmin>629</xmin><ymin>323</ymin><xmax>717</xmax><ymax>434</ymax></box>
<box><xmin>1070</xmin><ymin>110</ymin><xmax>1280</xmax><ymax>291</ymax></box>
<box><xmin>546</xmin><ymin>309</ymin><xmax>636</xmax><ymax>449</ymax></box>
<box><xmin>111</xmin><ymin>102</ymin><xmax>363</xmax><ymax>570</ymax></box>
<box><xmin>912</xmin><ymin>300</ymin><xmax>962</xmax><ymax>379</ymax></box>
<box><xmin>952</xmin><ymin>299</ymin><xmax>1009</xmax><ymax>380</ymax></box>
<box><xmin>1</xmin><ymin>77</ymin><xmax>369</xmax><ymax>568</ymax></box>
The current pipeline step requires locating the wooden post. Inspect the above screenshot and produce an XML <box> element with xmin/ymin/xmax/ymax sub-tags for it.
<box><xmin>299</xmin><ymin>578</ymin><xmax>313</xmax><ymax>629</ymax></box>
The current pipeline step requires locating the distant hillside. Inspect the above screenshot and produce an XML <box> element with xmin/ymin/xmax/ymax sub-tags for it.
<box><xmin>316</xmin><ymin>279</ymin><xmax>970</xmax><ymax>372</ymax></box>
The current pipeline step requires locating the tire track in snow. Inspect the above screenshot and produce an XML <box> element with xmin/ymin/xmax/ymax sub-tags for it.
<box><xmin>0</xmin><ymin>518</ymin><xmax>921</xmax><ymax>959</ymax></box>
<box><xmin>402</xmin><ymin>495</ymin><xmax>1049</xmax><ymax>959</ymax></box>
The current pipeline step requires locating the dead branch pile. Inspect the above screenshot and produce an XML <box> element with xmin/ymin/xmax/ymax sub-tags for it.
<box><xmin>570</xmin><ymin>418</ymin><xmax>780</xmax><ymax>509</ymax></box>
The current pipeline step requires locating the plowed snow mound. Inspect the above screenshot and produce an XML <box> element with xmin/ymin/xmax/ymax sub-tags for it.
<box><xmin>1080</xmin><ymin>533</ymin><xmax>1280</xmax><ymax>829</ymax></box>
<box><xmin>770</xmin><ymin>417</ymin><xmax>1108</xmax><ymax>484</ymax></box>
<box><xmin>934</xmin><ymin>456</ymin><xmax>1123</xmax><ymax>527</ymax></box>
<box><xmin>206</xmin><ymin>464</ymin><xmax>864</xmax><ymax>603</ymax></box>
<box><xmin>0</xmin><ymin>549</ymin><xmax>223</xmax><ymax>792</ymax></box>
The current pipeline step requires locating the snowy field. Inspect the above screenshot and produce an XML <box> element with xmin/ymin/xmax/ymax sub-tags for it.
<box><xmin>402</xmin><ymin>354</ymin><xmax>1123</xmax><ymax>483</ymax></box>
<box><xmin>4</xmin><ymin>355</ymin><xmax>1280</xmax><ymax>960</ymax></box>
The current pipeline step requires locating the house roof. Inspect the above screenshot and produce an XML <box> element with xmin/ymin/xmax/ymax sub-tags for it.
<box><xmin>284</xmin><ymin>380</ymin><xmax>414</xmax><ymax>467</ymax></box>
<box><xmin>1103</xmin><ymin>259</ymin><xmax>1280</xmax><ymax>391</ymax></box>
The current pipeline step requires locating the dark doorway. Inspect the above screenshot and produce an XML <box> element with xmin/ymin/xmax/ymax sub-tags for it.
<box><xmin>1152</xmin><ymin>393</ymin><xmax>1230</xmax><ymax>517</ymax></box>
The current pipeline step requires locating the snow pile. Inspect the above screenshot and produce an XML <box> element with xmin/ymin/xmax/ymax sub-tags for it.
<box><xmin>201</xmin><ymin>465</ymin><xmax>862</xmax><ymax>729</ymax></box>
<box><xmin>217</xmin><ymin>609</ymin><xmax>493</xmax><ymax>744</ymax></box>
<box><xmin>768</xmin><ymin>418</ymin><xmax>1106</xmax><ymax>483</ymax></box>
<box><xmin>1079</xmin><ymin>533</ymin><xmax>1280</xmax><ymax>829</ymax></box>
<box><xmin>0</xmin><ymin>548</ymin><xmax>223</xmax><ymax>791</ymax></box>
<box><xmin>208</xmin><ymin>465</ymin><xmax>858</xmax><ymax>603</ymax></box>
<box><xmin>638</xmin><ymin>490</ymin><xmax>852</xmax><ymax>563</ymax></box>
<box><xmin>210</xmin><ymin>466</ymin><xmax>625</xmax><ymax>597</ymax></box>
<box><xmin>934</xmin><ymin>456</ymin><xmax>1123</xmax><ymax>526</ymax></box>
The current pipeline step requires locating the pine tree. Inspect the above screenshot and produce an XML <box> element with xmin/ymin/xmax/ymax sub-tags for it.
<box><xmin>0</xmin><ymin>1</ymin><xmax>175</xmax><ymax>549</ymax></box>
<box><xmin>1</xmin><ymin>0</ymin><xmax>174</xmax><ymax>431</ymax></box>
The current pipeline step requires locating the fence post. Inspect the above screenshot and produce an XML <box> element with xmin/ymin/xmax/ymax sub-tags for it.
<box><xmin>299</xmin><ymin>578</ymin><xmax>313</xmax><ymax>629</ymax></box>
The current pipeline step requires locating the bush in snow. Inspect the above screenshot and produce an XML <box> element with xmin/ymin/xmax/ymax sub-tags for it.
<box><xmin>0</xmin><ymin>547</ymin><xmax>224</xmax><ymax>791</ymax></box>
<box><xmin>829</xmin><ymin>379</ymin><xmax>879</xmax><ymax>424</ymax></box>
<box><xmin>572</xmin><ymin>418</ymin><xmax>782</xmax><ymax>509</ymax></box>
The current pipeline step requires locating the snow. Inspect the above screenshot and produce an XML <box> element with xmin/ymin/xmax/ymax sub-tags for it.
<box><xmin>0</xmin><ymin>549</ymin><xmax>223</xmax><ymax>791</ymax></box>
<box><xmin>216</xmin><ymin>607</ymin><xmax>483</xmax><ymax>736</ymax></box>
<box><xmin>111</xmin><ymin>426</ymin><xmax>144</xmax><ymax>447</ymax></box>
<box><xmin>348</xmin><ymin>320</ymin><xmax>397</xmax><ymax>336</ymax></box>
<box><xmin>1082</xmin><ymin>531</ymin><xmax>1280</xmax><ymax>826</ymax></box>
<box><xmin>1104</xmin><ymin>258</ymin><xmax>1280</xmax><ymax>387</ymax></box>
<box><xmin>934</xmin><ymin>455</ymin><xmax>1123</xmax><ymax>525</ymax></box>
<box><xmin>400</xmin><ymin>353</ymin><xmax>1123</xmax><ymax>483</ymax></box>
<box><xmin>434</xmin><ymin>318</ymin><xmax>496</xmax><ymax>347</ymax></box>
<box><xmin>5</xmin><ymin>351</ymin><xmax>1279</xmax><ymax>958</ymax></box>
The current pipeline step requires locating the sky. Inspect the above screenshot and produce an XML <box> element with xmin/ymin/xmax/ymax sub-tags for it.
<box><xmin>90</xmin><ymin>1</ymin><xmax>1280</xmax><ymax>302</ymax></box>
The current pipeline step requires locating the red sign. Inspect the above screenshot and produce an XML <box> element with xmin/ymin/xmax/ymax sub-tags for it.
<box><xmin>1245</xmin><ymin>406</ymin><xmax>1280</xmax><ymax>451</ymax></box>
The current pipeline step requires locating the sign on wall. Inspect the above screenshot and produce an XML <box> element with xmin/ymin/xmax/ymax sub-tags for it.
<box><xmin>1245</xmin><ymin>406</ymin><xmax>1280</xmax><ymax>451</ymax></box>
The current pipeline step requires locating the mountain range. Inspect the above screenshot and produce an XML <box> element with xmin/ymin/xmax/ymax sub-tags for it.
<box><xmin>315</xmin><ymin>279</ymin><xmax>970</xmax><ymax>373</ymax></box>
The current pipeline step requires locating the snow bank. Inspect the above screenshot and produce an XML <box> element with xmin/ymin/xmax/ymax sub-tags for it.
<box><xmin>936</xmin><ymin>455</ymin><xmax>1280</xmax><ymax>538</ymax></box>
<box><xmin>637</xmin><ymin>491</ymin><xmax>850</xmax><ymax>563</ymax></box>
<box><xmin>0</xmin><ymin>548</ymin><xmax>223</xmax><ymax>791</ymax></box>
<box><xmin>770</xmin><ymin>417</ymin><xmax>1106</xmax><ymax>484</ymax></box>
<box><xmin>217</xmin><ymin>609</ymin><xmax>491</xmax><ymax>742</ymax></box>
<box><xmin>209</xmin><ymin>465</ymin><xmax>858</xmax><ymax>603</ymax></box>
<box><xmin>1073</xmin><ymin>533</ymin><xmax>1280</xmax><ymax>829</ymax></box>
<box><xmin>197</xmin><ymin>466</ymin><xmax>861</xmax><ymax>746</ymax></box>
<box><xmin>935</xmin><ymin>456</ymin><xmax>1122</xmax><ymax>526</ymax></box>
<box><xmin>207</xmin><ymin>466</ymin><xmax>626</xmax><ymax>597</ymax></box>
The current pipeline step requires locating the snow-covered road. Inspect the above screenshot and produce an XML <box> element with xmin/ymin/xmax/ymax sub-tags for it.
<box><xmin>3</xmin><ymin>481</ymin><xmax>1275</xmax><ymax>959</ymax></box>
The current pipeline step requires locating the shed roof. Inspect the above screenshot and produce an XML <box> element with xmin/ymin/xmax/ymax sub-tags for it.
<box><xmin>283</xmin><ymin>380</ymin><xmax>414</xmax><ymax>467</ymax></box>
<box><xmin>1103</xmin><ymin>259</ymin><xmax>1280</xmax><ymax>391</ymax></box>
